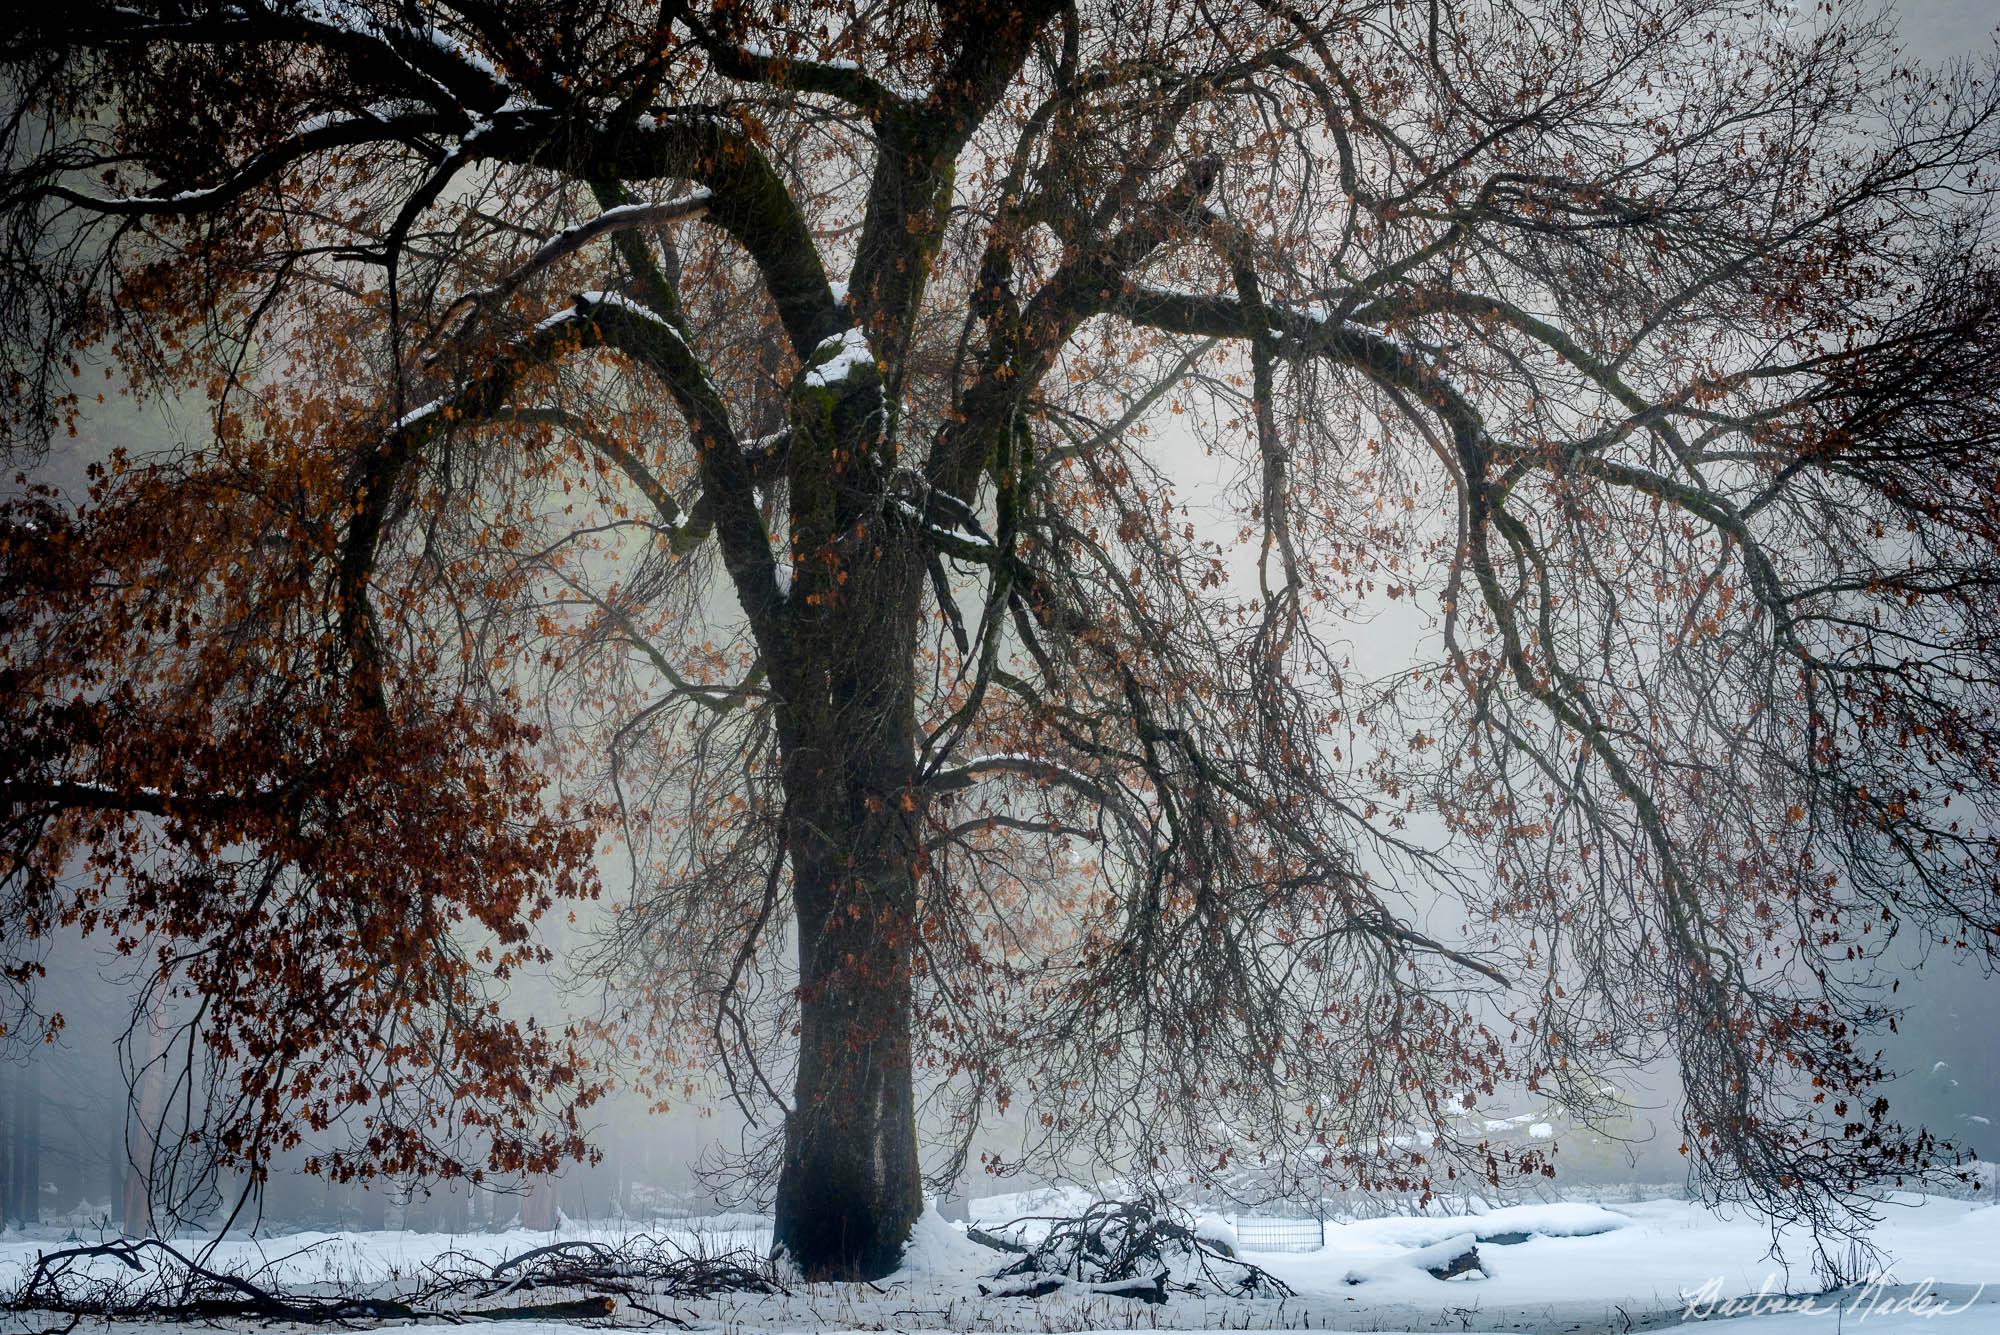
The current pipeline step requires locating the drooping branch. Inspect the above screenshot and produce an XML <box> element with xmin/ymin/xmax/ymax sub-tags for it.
<box><xmin>450</xmin><ymin>190</ymin><xmax>714</xmax><ymax>325</ymax></box>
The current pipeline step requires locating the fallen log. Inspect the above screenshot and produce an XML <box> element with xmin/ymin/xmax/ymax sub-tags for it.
<box><xmin>1425</xmin><ymin>1241</ymin><xmax>1486</xmax><ymax>1281</ymax></box>
<box><xmin>965</xmin><ymin>1226</ymin><xmax>1029</xmax><ymax>1254</ymax></box>
<box><xmin>473</xmin><ymin>1295</ymin><xmax>618</xmax><ymax>1321</ymax></box>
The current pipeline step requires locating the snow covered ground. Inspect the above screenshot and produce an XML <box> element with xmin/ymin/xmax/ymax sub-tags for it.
<box><xmin>1</xmin><ymin>1191</ymin><xmax>1996</xmax><ymax>1334</ymax></box>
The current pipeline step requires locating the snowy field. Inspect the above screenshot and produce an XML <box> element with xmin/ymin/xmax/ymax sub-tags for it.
<box><xmin>2</xmin><ymin>1192</ymin><xmax>1996</xmax><ymax>1335</ymax></box>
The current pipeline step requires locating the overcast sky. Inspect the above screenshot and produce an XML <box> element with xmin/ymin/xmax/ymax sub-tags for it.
<box><xmin>1896</xmin><ymin>0</ymin><xmax>1997</xmax><ymax>61</ymax></box>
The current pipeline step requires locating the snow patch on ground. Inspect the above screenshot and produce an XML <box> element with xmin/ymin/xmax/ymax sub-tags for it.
<box><xmin>1330</xmin><ymin>1199</ymin><xmax>1630</xmax><ymax>1250</ymax></box>
<box><xmin>4</xmin><ymin>1193</ymin><xmax>1998</xmax><ymax>1333</ymax></box>
<box><xmin>1193</xmin><ymin>1212</ymin><xmax>1237</xmax><ymax>1252</ymax></box>
<box><xmin>895</xmin><ymin>1203</ymin><xmax>998</xmax><ymax>1278</ymax></box>
<box><xmin>1340</xmin><ymin>1231</ymin><xmax>1482</xmax><ymax>1286</ymax></box>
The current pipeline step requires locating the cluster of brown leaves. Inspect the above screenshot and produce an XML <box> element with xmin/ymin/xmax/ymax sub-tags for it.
<box><xmin>0</xmin><ymin>446</ymin><xmax>606</xmax><ymax>1197</ymax></box>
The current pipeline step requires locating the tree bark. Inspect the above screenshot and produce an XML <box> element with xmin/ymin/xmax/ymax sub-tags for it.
<box><xmin>766</xmin><ymin>360</ymin><xmax>930</xmax><ymax>1276</ymax></box>
<box><xmin>770</xmin><ymin>783</ymin><xmax>924</xmax><ymax>1278</ymax></box>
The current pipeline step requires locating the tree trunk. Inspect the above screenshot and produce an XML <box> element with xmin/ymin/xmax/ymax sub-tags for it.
<box><xmin>770</xmin><ymin>793</ymin><xmax>924</xmax><ymax>1278</ymax></box>
<box><xmin>522</xmin><ymin>1175</ymin><xmax>560</xmax><ymax>1230</ymax></box>
<box><xmin>0</xmin><ymin>1063</ymin><xmax>14</xmax><ymax>1225</ymax></box>
<box><xmin>766</xmin><ymin>377</ymin><xmax>929</xmax><ymax>1275</ymax></box>
<box><xmin>13</xmin><ymin>1059</ymin><xmax>39</xmax><ymax>1225</ymax></box>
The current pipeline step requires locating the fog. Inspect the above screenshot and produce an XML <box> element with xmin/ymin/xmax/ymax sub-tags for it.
<box><xmin>2</xmin><ymin>0</ymin><xmax>1995</xmax><ymax>1239</ymax></box>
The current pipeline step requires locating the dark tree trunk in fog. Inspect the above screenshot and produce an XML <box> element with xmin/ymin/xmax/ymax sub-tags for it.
<box><xmin>119</xmin><ymin>1131</ymin><xmax>148</xmax><ymax>1234</ymax></box>
<box><xmin>0</xmin><ymin>1064</ymin><xmax>13</xmax><ymax>1224</ymax></box>
<box><xmin>767</xmin><ymin>363</ymin><xmax>929</xmax><ymax>1280</ymax></box>
<box><xmin>23</xmin><ymin>1062</ymin><xmax>39</xmax><ymax>1223</ymax></box>
<box><xmin>522</xmin><ymin>1176</ymin><xmax>560</xmax><ymax>1230</ymax></box>
<box><xmin>6</xmin><ymin>1060</ymin><xmax>40</xmax><ymax>1225</ymax></box>
<box><xmin>360</xmin><ymin>1180</ymin><xmax>386</xmax><ymax>1231</ymax></box>
<box><xmin>770</xmin><ymin>777</ymin><xmax>924</xmax><ymax>1278</ymax></box>
<box><xmin>105</xmin><ymin>1131</ymin><xmax>122</xmax><ymax>1226</ymax></box>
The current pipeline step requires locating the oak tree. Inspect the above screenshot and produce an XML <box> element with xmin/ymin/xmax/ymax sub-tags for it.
<box><xmin>4</xmin><ymin>0</ymin><xmax>1999</xmax><ymax>1279</ymax></box>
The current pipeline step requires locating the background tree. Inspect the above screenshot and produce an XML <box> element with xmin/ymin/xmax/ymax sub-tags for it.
<box><xmin>3</xmin><ymin>0</ymin><xmax>1998</xmax><ymax>1280</ymax></box>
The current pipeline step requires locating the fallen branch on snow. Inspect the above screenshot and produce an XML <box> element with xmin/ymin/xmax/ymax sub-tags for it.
<box><xmin>2</xmin><ymin>1232</ymin><xmax>782</xmax><ymax>1325</ymax></box>
<box><xmin>977</xmin><ymin>1198</ymin><xmax>1292</xmax><ymax>1302</ymax></box>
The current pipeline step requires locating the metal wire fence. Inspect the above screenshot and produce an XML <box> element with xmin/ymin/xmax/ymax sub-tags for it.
<box><xmin>1232</xmin><ymin>1215</ymin><xmax>1325</xmax><ymax>1252</ymax></box>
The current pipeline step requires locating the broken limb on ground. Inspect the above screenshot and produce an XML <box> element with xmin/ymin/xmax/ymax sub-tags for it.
<box><xmin>974</xmin><ymin>1198</ymin><xmax>1293</xmax><ymax>1301</ymax></box>
<box><xmin>1</xmin><ymin>1233</ymin><xmax>779</xmax><ymax>1326</ymax></box>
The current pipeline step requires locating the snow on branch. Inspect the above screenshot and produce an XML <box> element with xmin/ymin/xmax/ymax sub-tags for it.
<box><xmin>889</xmin><ymin>471</ymin><xmax>997</xmax><ymax>560</ymax></box>
<box><xmin>288</xmin><ymin>0</ymin><xmax>514</xmax><ymax>110</ymax></box>
<box><xmin>931</xmin><ymin>753</ymin><xmax>1111</xmax><ymax>805</ymax></box>
<box><xmin>534</xmin><ymin>290</ymin><xmax>683</xmax><ymax>347</ymax></box>
<box><xmin>38</xmin><ymin>113</ymin><xmax>446</xmax><ymax>216</ymax></box>
<box><xmin>451</xmin><ymin>192</ymin><xmax>713</xmax><ymax>319</ymax></box>
<box><xmin>802</xmin><ymin>326</ymin><xmax>876</xmax><ymax>388</ymax></box>
<box><xmin>0</xmin><ymin>779</ymin><xmax>268</xmax><ymax>818</ymax></box>
<box><xmin>688</xmin><ymin>24</ymin><xmax>920</xmax><ymax>120</ymax></box>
